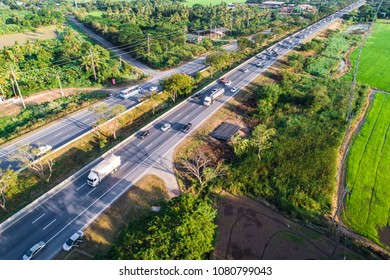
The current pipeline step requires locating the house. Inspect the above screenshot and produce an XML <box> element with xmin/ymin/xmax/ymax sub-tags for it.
<box><xmin>192</xmin><ymin>27</ymin><xmax>229</xmax><ymax>40</ymax></box>
<box><xmin>262</xmin><ymin>1</ymin><xmax>285</xmax><ymax>8</ymax></box>
<box><xmin>298</xmin><ymin>4</ymin><xmax>317</xmax><ymax>13</ymax></box>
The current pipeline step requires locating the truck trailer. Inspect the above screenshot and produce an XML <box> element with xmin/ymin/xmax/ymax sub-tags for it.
<box><xmin>203</xmin><ymin>87</ymin><xmax>225</xmax><ymax>106</ymax></box>
<box><xmin>87</xmin><ymin>154</ymin><xmax>121</xmax><ymax>187</ymax></box>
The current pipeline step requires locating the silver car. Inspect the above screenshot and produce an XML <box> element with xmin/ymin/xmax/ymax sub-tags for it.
<box><xmin>161</xmin><ymin>123</ymin><xmax>171</xmax><ymax>132</ymax></box>
<box><xmin>63</xmin><ymin>230</ymin><xmax>84</xmax><ymax>251</ymax></box>
<box><xmin>23</xmin><ymin>241</ymin><xmax>46</xmax><ymax>260</ymax></box>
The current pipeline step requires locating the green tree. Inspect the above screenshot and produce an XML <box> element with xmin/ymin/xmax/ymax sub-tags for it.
<box><xmin>112</xmin><ymin>194</ymin><xmax>217</xmax><ymax>260</ymax></box>
<box><xmin>0</xmin><ymin>168</ymin><xmax>18</xmax><ymax>211</ymax></box>
<box><xmin>92</xmin><ymin>104</ymin><xmax>126</xmax><ymax>139</ymax></box>
<box><xmin>161</xmin><ymin>73</ymin><xmax>194</xmax><ymax>102</ymax></box>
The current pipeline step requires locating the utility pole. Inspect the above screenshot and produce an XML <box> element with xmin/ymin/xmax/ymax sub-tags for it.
<box><xmin>90</xmin><ymin>49</ymin><xmax>97</xmax><ymax>81</ymax></box>
<box><xmin>10</xmin><ymin>65</ymin><xmax>25</xmax><ymax>109</ymax></box>
<box><xmin>119</xmin><ymin>55</ymin><xmax>122</xmax><ymax>68</ymax></box>
<box><xmin>74</xmin><ymin>0</ymin><xmax>78</xmax><ymax>9</ymax></box>
<box><xmin>57</xmin><ymin>74</ymin><xmax>64</xmax><ymax>97</ymax></box>
<box><xmin>147</xmin><ymin>34</ymin><xmax>151</xmax><ymax>54</ymax></box>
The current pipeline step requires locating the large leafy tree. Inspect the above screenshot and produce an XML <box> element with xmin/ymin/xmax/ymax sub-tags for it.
<box><xmin>161</xmin><ymin>73</ymin><xmax>194</xmax><ymax>102</ymax></box>
<box><xmin>110</xmin><ymin>194</ymin><xmax>217</xmax><ymax>260</ymax></box>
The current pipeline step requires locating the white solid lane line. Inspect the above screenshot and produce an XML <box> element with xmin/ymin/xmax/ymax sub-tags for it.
<box><xmin>42</xmin><ymin>219</ymin><xmax>56</xmax><ymax>230</ymax></box>
<box><xmin>32</xmin><ymin>213</ymin><xmax>45</xmax><ymax>224</ymax></box>
<box><xmin>76</xmin><ymin>183</ymin><xmax>86</xmax><ymax>191</ymax></box>
<box><xmin>87</xmin><ymin>188</ymin><xmax>96</xmax><ymax>196</ymax></box>
<box><xmin>145</xmin><ymin>143</ymin><xmax>153</xmax><ymax>149</ymax></box>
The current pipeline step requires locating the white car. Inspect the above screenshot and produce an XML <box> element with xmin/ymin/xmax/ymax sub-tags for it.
<box><xmin>161</xmin><ymin>123</ymin><xmax>171</xmax><ymax>132</ymax></box>
<box><xmin>225</xmin><ymin>80</ymin><xmax>232</xmax><ymax>86</ymax></box>
<box><xmin>63</xmin><ymin>230</ymin><xmax>84</xmax><ymax>251</ymax></box>
<box><xmin>23</xmin><ymin>241</ymin><xmax>46</xmax><ymax>260</ymax></box>
<box><xmin>36</xmin><ymin>145</ymin><xmax>52</xmax><ymax>157</ymax></box>
<box><xmin>243</xmin><ymin>68</ymin><xmax>249</xmax><ymax>73</ymax></box>
<box><xmin>149</xmin><ymin>86</ymin><xmax>158</xmax><ymax>92</ymax></box>
<box><xmin>231</xmin><ymin>87</ymin><xmax>238</xmax><ymax>93</ymax></box>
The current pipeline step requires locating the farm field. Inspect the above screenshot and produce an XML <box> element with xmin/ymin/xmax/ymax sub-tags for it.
<box><xmin>184</xmin><ymin>0</ymin><xmax>247</xmax><ymax>6</ymax></box>
<box><xmin>344</xmin><ymin>92</ymin><xmax>390</xmax><ymax>248</ymax></box>
<box><xmin>346</xmin><ymin>21</ymin><xmax>390</xmax><ymax>92</ymax></box>
<box><xmin>0</xmin><ymin>26</ymin><xmax>57</xmax><ymax>48</ymax></box>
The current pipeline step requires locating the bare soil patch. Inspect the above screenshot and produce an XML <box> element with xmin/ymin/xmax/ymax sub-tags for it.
<box><xmin>213</xmin><ymin>193</ymin><xmax>377</xmax><ymax>259</ymax></box>
<box><xmin>54</xmin><ymin>174</ymin><xmax>169</xmax><ymax>260</ymax></box>
<box><xmin>0</xmin><ymin>26</ymin><xmax>57</xmax><ymax>48</ymax></box>
<box><xmin>0</xmin><ymin>87</ymin><xmax>115</xmax><ymax>117</ymax></box>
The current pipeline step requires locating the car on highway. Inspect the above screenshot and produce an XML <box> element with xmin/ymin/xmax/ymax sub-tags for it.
<box><xmin>149</xmin><ymin>86</ymin><xmax>158</xmax><ymax>92</ymax></box>
<box><xmin>63</xmin><ymin>230</ymin><xmax>84</xmax><ymax>251</ymax></box>
<box><xmin>181</xmin><ymin>123</ymin><xmax>192</xmax><ymax>132</ymax></box>
<box><xmin>225</xmin><ymin>79</ymin><xmax>232</xmax><ymax>86</ymax></box>
<box><xmin>160</xmin><ymin>123</ymin><xmax>171</xmax><ymax>132</ymax></box>
<box><xmin>137</xmin><ymin>130</ymin><xmax>150</xmax><ymax>139</ymax></box>
<box><xmin>243</xmin><ymin>68</ymin><xmax>249</xmax><ymax>73</ymax></box>
<box><xmin>36</xmin><ymin>145</ymin><xmax>52</xmax><ymax>157</ymax></box>
<box><xmin>256</xmin><ymin>62</ymin><xmax>264</xmax><ymax>68</ymax></box>
<box><xmin>219</xmin><ymin>77</ymin><xmax>228</xmax><ymax>83</ymax></box>
<box><xmin>23</xmin><ymin>241</ymin><xmax>46</xmax><ymax>260</ymax></box>
<box><xmin>231</xmin><ymin>87</ymin><xmax>238</xmax><ymax>93</ymax></box>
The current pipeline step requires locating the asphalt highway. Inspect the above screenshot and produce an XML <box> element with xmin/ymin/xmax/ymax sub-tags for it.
<box><xmin>0</xmin><ymin>42</ymin><xmax>237</xmax><ymax>171</ymax></box>
<box><xmin>0</xmin><ymin>1</ymin><xmax>363</xmax><ymax>260</ymax></box>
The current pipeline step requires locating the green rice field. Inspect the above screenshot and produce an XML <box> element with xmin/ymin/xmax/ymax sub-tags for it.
<box><xmin>346</xmin><ymin>21</ymin><xmax>390</xmax><ymax>92</ymax></box>
<box><xmin>344</xmin><ymin>92</ymin><xmax>390</xmax><ymax>247</ymax></box>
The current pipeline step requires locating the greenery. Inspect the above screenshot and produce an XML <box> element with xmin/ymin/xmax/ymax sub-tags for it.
<box><xmin>0</xmin><ymin>3</ymin><xmax>63</xmax><ymax>35</ymax></box>
<box><xmin>75</xmin><ymin>0</ymin><xmax>312</xmax><ymax>69</ymax></box>
<box><xmin>106</xmin><ymin>194</ymin><xmax>217</xmax><ymax>259</ymax></box>
<box><xmin>222</xmin><ymin>74</ymin><xmax>367</xmax><ymax>220</ymax></box>
<box><xmin>344</xmin><ymin>93</ymin><xmax>390</xmax><ymax>247</ymax></box>
<box><xmin>0</xmin><ymin>90</ymin><xmax>107</xmax><ymax>143</ymax></box>
<box><xmin>303</xmin><ymin>33</ymin><xmax>360</xmax><ymax>77</ymax></box>
<box><xmin>345</xmin><ymin>21</ymin><xmax>390</xmax><ymax>92</ymax></box>
<box><xmin>0</xmin><ymin>27</ymin><xmax>138</xmax><ymax>98</ymax></box>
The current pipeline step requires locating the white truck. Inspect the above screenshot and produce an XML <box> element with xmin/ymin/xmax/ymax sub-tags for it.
<box><xmin>87</xmin><ymin>154</ymin><xmax>121</xmax><ymax>187</ymax></box>
<box><xmin>203</xmin><ymin>87</ymin><xmax>225</xmax><ymax>106</ymax></box>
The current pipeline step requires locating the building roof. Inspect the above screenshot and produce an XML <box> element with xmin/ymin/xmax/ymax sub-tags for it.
<box><xmin>210</xmin><ymin>122</ymin><xmax>241</xmax><ymax>141</ymax></box>
<box><xmin>263</xmin><ymin>1</ymin><xmax>285</xmax><ymax>5</ymax></box>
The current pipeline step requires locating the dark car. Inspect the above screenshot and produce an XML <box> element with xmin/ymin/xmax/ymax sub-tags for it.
<box><xmin>137</xmin><ymin>130</ymin><xmax>150</xmax><ymax>139</ymax></box>
<box><xmin>181</xmin><ymin>123</ymin><xmax>192</xmax><ymax>132</ymax></box>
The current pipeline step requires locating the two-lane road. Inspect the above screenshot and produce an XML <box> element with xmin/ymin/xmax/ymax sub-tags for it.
<box><xmin>0</xmin><ymin>1</ymin><xmax>364</xmax><ymax>260</ymax></box>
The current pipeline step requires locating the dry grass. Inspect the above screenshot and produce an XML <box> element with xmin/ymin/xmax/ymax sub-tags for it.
<box><xmin>0</xmin><ymin>26</ymin><xmax>57</xmax><ymax>48</ymax></box>
<box><xmin>55</xmin><ymin>174</ymin><xmax>169</xmax><ymax>260</ymax></box>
